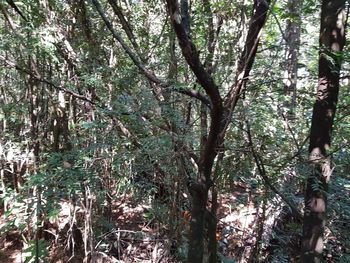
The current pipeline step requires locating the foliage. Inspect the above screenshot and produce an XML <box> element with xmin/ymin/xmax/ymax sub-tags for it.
<box><xmin>0</xmin><ymin>0</ymin><xmax>349</xmax><ymax>262</ymax></box>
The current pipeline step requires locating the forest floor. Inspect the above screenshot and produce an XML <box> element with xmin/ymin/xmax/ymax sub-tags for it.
<box><xmin>0</xmin><ymin>183</ymin><xmax>281</xmax><ymax>262</ymax></box>
<box><xmin>0</xmin><ymin>178</ymin><xmax>349</xmax><ymax>262</ymax></box>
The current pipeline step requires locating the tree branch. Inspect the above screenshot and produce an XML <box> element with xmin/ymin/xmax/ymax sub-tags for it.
<box><xmin>203</xmin><ymin>0</ymin><xmax>222</xmax><ymax>74</ymax></box>
<box><xmin>91</xmin><ymin>0</ymin><xmax>164</xmax><ymax>86</ymax></box>
<box><xmin>166</xmin><ymin>0</ymin><xmax>222</xmax><ymax>109</ymax></box>
<box><xmin>221</xmin><ymin>0</ymin><xmax>271</xmax><ymax>137</ymax></box>
<box><xmin>107</xmin><ymin>0</ymin><xmax>143</xmax><ymax>58</ymax></box>
<box><xmin>92</xmin><ymin>0</ymin><xmax>213</xmax><ymax>109</ymax></box>
<box><xmin>224</xmin><ymin>0</ymin><xmax>271</xmax><ymax>109</ymax></box>
<box><xmin>5</xmin><ymin>0</ymin><xmax>27</xmax><ymax>21</ymax></box>
<box><xmin>180</xmin><ymin>0</ymin><xmax>190</xmax><ymax>35</ymax></box>
<box><xmin>1</xmin><ymin>57</ymin><xmax>95</xmax><ymax>104</ymax></box>
<box><xmin>245</xmin><ymin>121</ymin><xmax>303</xmax><ymax>220</ymax></box>
<box><xmin>172</xmin><ymin>87</ymin><xmax>211</xmax><ymax>108</ymax></box>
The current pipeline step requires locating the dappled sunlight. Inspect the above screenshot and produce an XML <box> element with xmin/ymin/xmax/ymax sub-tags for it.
<box><xmin>0</xmin><ymin>0</ymin><xmax>349</xmax><ymax>262</ymax></box>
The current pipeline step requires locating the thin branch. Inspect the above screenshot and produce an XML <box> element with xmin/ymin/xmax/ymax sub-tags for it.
<box><xmin>5</xmin><ymin>0</ymin><xmax>27</xmax><ymax>21</ymax></box>
<box><xmin>226</xmin><ymin>0</ymin><xmax>272</xmax><ymax>106</ymax></box>
<box><xmin>270</xmin><ymin>8</ymin><xmax>288</xmax><ymax>43</ymax></box>
<box><xmin>147</xmin><ymin>17</ymin><xmax>168</xmax><ymax>60</ymax></box>
<box><xmin>221</xmin><ymin>0</ymin><xmax>272</xmax><ymax>138</ymax></box>
<box><xmin>245</xmin><ymin>121</ymin><xmax>303</xmax><ymax>220</ymax></box>
<box><xmin>203</xmin><ymin>0</ymin><xmax>223</xmax><ymax>74</ymax></box>
<box><xmin>92</xmin><ymin>0</ymin><xmax>213</xmax><ymax>108</ymax></box>
<box><xmin>172</xmin><ymin>87</ymin><xmax>211</xmax><ymax>108</ymax></box>
<box><xmin>91</xmin><ymin>0</ymin><xmax>164</xmax><ymax>86</ymax></box>
<box><xmin>180</xmin><ymin>0</ymin><xmax>190</xmax><ymax>35</ymax></box>
<box><xmin>107</xmin><ymin>0</ymin><xmax>143</xmax><ymax>58</ymax></box>
<box><xmin>1</xmin><ymin>57</ymin><xmax>95</xmax><ymax>104</ymax></box>
<box><xmin>0</xmin><ymin>4</ymin><xmax>20</xmax><ymax>34</ymax></box>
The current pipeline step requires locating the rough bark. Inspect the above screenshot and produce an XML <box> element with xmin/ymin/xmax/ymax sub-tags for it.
<box><xmin>301</xmin><ymin>1</ymin><xmax>346</xmax><ymax>262</ymax></box>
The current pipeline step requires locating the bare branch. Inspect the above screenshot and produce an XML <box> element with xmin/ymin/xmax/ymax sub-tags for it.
<box><xmin>220</xmin><ymin>0</ymin><xmax>271</xmax><ymax>139</ymax></box>
<box><xmin>92</xmin><ymin>0</ymin><xmax>213</xmax><ymax>109</ymax></box>
<box><xmin>180</xmin><ymin>0</ymin><xmax>190</xmax><ymax>34</ymax></box>
<box><xmin>203</xmin><ymin>0</ymin><xmax>222</xmax><ymax>74</ymax></box>
<box><xmin>5</xmin><ymin>0</ymin><xmax>27</xmax><ymax>21</ymax></box>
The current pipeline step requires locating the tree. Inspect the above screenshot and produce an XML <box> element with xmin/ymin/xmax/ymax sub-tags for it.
<box><xmin>90</xmin><ymin>0</ymin><xmax>272</xmax><ymax>261</ymax></box>
<box><xmin>283</xmin><ymin>0</ymin><xmax>300</xmax><ymax>119</ymax></box>
<box><xmin>1</xmin><ymin>0</ymin><xmax>349</xmax><ymax>262</ymax></box>
<box><xmin>301</xmin><ymin>0</ymin><xmax>346</xmax><ymax>262</ymax></box>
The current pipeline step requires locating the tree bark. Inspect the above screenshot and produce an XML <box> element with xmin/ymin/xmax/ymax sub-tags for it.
<box><xmin>283</xmin><ymin>0</ymin><xmax>300</xmax><ymax>120</ymax></box>
<box><xmin>301</xmin><ymin>1</ymin><xmax>346</xmax><ymax>262</ymax></box>
<box><xmin>166</xmin><ymin>1</ymin><xmax>271</xmax><ymax>261</ymax></box>
<box><xmin>223</xmin><ymin>0</ymin><xmax>271</xmax><ymax>132</ymax></box>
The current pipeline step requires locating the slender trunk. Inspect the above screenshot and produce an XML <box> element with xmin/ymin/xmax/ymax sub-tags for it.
<box><xmin>188</xmin><ymin>183</ymin><xmax>209</xmax><ymax>262</ymax></box>
<box><xmin>301</xmin><ymin>1</ymin><xmax>346</xmax><ymax>262</ymax></box>
<box><xmin>284</xmin><ymin>0</ymin><xmax>300</xmax><ymax>120</ymax></box>
<box><xmin>29</xmin><ymin>62</ymin><xmax>42</xmax><ymax>263</ymax></box>
<box><xmin>188</xmin><ymin>106</ymin><xmax>224</xmax><ymax>263</ymax></box>
<box><xmin>207</xmin><ymin>188</ymin><xmax>218</xmax><ymax>263</ymax></box>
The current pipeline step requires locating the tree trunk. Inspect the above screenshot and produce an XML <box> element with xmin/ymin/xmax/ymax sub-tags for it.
<box><xmin>301</xmin><ymin>1</ymin><xmax>346</xmax><ymax>262</ymax></box>
<box><xmin>188</xmin><ymin>182</ymin><xmax>209</xmax><ymax>262</ymax></box>
<box><xmin>284</xmin><ymin>0</ymin><xmax>300</xmax><ymax>120</ymax></box>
